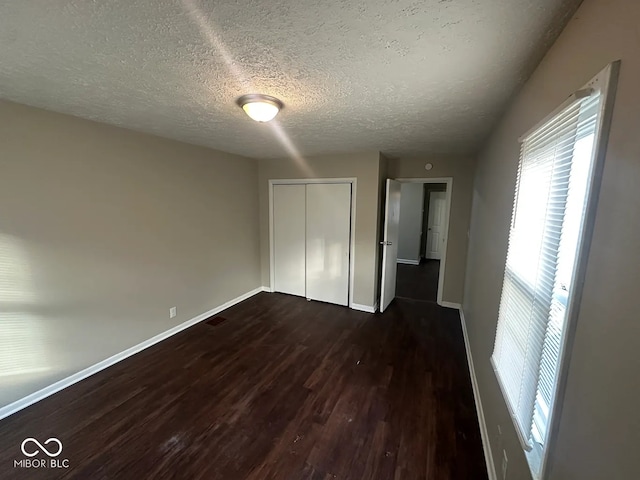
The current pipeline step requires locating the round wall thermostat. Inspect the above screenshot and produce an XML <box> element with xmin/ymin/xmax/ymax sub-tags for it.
<box><xmin>425</xmin><ymin>163</ymin><xmax>433</xmax><ymax>171</ymax></box>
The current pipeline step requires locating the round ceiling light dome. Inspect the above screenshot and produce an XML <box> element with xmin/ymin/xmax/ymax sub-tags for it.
<box><xmin>236</xmin><ymin>94</ymin><xmax>283</xmax><ymax>122</ymax></box>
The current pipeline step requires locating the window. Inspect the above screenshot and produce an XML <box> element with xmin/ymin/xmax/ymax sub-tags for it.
<box><xmin>491</xmin><ymin>63</ymin><xmax>619</xmax><ymax>479</ymax></box>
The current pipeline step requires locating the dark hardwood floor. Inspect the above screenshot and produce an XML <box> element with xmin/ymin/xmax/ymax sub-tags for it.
<box><xmin>0</xmin><ymin>293</ymin><xmax>486</xmax><ymax>480</ymax></box>
<box><xmin>396</xmin><ymin>259</ymin><xmax>440</xmax><ymax>302</ymax></box>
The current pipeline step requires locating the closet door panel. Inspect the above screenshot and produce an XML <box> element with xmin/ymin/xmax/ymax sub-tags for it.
<box><xmin>305</xmin><ymin>183</ymin><xmax>351</xmax><ymax>306</ymax></box>
<box><xmin>273</xmin><ymin>184</ymin><xmax>306</xmax><ymax>296</ymax></box>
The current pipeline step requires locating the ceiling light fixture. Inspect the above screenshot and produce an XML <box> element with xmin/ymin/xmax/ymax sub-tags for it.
<box><xmin>236</xmin><ymin>94</ymin><xmax>283</xmax><ymax>122</ymax></box>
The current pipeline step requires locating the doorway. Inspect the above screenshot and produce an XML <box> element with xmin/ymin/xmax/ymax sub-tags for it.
<box><xmin>379</xmin><ymin>178</ymin><xmax>452</xmax><ymax>311</ymax></box>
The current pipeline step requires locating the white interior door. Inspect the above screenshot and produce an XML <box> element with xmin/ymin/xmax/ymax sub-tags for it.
<box><xmin>305</xmin><ymin>183</ymin><xmax>351</xmax><ymax>306</ymax></box>
<box><xmin>426</xmin><ymin>191</ymin><xmax>447</xmax><ymax>260</ymax></box>
<box><xmin>273</xmin><ymin>184</ymin><xmax>306</xmax><ymax>296</ymax></box>
<box><xmin>380</xmin><ymin>179</ymin><xmax>402</xmax><ymax>312</ymax></box>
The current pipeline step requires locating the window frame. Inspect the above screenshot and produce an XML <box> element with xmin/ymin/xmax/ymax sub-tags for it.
<box><xmin>493</xmin><ymin>61</ymin><xmax>620</xmax><ymax>480</ymax></box>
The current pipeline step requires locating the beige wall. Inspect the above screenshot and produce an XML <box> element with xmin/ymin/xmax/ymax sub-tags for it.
<box><xmin>258</xmin><ymin>152</ymin><xmax>382</xmax><ymax>308</ymax></box>
<box><xmin>397</xmin><ymin>183</ymin><xmax>424</xmax><ymax>262</ymax></box>
<box><xmin>388</xmin><ymin>156</ymin><xmax>476</xmax><ymax>304</ymax></box>
<box><xmin>0</xmin><ymin>100</ymin><xmax>261</xmax><ymax>408</ymax></box>
<box><xmin>463</xmin><ymin>0</ymin><xmax>640</xmax><ymax>478</ymax></box>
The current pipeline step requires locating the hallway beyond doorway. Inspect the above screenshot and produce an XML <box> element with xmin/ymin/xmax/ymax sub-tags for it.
<box><xmin>396</xmin><ymin>259</ymin><xmax>440</xmax><ymax>303</ymax></box>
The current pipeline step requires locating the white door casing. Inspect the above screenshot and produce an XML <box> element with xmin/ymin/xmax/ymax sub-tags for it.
<box><xmin>273</xmin><ymin>184</ymin><xmax>306</xmax><ymax>296</ymax></box>
<box><xmin>305</xmin><ymin>183</ymin><xmax>352</xmax><ymax>306</ymax></box>
<box><xmin>426</xmin><ymin>191</ymin><xmax>447</xmax><ymax>260</ymax></box>
<box><xmin>380</xmin><ymin>179</ymin><xmax>402</xmax><ymax>312</ymax></box>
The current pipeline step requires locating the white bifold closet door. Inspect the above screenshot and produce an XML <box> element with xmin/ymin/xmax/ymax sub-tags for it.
<box><xmin>305</xmin><ymin>183</ymin><xmax>351</xmax><ymax>306</ymax></box>
<box><xmin>273</xmin><ymin>184</ymin><xmax>306</xmax><ymax>296</ymax></box>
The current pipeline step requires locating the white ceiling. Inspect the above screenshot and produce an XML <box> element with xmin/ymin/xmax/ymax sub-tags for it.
<box><xmin>0</xmin><ymin>0</ymin><xmax>581</xmax><ymax>159</ymax></box>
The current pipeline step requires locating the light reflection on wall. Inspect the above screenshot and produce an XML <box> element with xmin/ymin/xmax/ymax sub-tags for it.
<box><xmin>0</xmin><ymin>234</ymin><xmax>51</xmax><ymax>380</ymax></box>
<box><xmin>0</xmin><ymin>313</ymin><xmax>50</xmax><ymax>380</ymax></box>
<box><xmin>0</xmin><ymin>234</ymin><xmax>34</xmax><ymax>304</ymax></box>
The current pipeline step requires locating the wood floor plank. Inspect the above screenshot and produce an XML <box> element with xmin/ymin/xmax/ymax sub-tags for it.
<box><xmin>0</xmin><ymin>293</ymin><xmax>487</xmax><ymax>479</ymax></box>
<box><xmin>396</xmin><ymin>260</ymin><xmax>440</xmax><ymax>302</ymax></box>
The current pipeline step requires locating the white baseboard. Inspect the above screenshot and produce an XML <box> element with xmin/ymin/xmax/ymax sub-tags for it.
<box><xmin>439</xmin><ymin>300</ymin><xmax>462</xmax><ymax>309</ymax></box>
<box><xmin>397</xmin><ymin>258</ymin><xmax>420</xmax><ymax>265</ymax></box>
<box><xmin>350</xmin><ymin>302</ymin><xmax>376</xmax><ymax>313</ymax></box>
<box><xmin>261</xmin><ymin>286</ymin><xmax>272</xmax><ymax>293</ymax></box>
<box><xmin>0</xmin><ymin>286</ymin><xmax>266</xmax><ymax>421</ymax></box>
<box><xmin>459</xmin><ymin>309</ymin><xmax>498</xmax><ymax>480</ymax></box>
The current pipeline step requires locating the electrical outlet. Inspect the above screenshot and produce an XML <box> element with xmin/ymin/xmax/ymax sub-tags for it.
<box><xmin>169</xmin><ymin>307</ymin><xmax>177</xmax><ymax>319</ymax></box>
<box><xmin>501</xmin><ymin>449</ymin><xmax>508</xmax><ymax>480</ymax></box>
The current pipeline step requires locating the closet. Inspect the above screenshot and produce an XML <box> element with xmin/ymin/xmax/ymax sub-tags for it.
<box><xmin>272</xmin><ymin>182</ymin><xmax>352</xmax><ymax>306</ymax></box>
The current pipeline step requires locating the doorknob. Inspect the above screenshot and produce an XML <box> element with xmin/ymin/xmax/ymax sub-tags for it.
<box><xmin>380</xmin><ymin>241</ymin><xmax>393</xmax><ymax>246</ymax></box>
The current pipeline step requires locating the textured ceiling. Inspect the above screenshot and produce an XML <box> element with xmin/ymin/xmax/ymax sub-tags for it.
<box><xmin>0</xmin><ymin>0</ymin><xmax>581</xmax><ymax>159</ymax></box>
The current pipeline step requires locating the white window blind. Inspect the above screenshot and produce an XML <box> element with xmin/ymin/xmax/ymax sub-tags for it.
<box><xmin>491</xmin><ymin>85</ymin><xmax>605</xmax><ymax>476</ymax></box>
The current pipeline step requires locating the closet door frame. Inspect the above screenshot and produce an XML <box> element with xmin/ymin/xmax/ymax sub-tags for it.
<box><xmin>268</xmin><ymin>178</ymin><xmax>357</xmax><ymax>309</ymax></box>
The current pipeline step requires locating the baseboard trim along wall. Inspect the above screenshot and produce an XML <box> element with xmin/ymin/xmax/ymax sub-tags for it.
<box><xmin>459</xmin><ymin>308</ymin><xmax>498</xmax><ymax>480</ymax></box>
<box><xmin>0</xmin><ymin>286</ymin><xmax>270</xmax><ymax>422</ymax></box>
<box><xmin>397</xmin><ymin>258</ymin><xmax>420</xmax><ymax>265</ymax></box>
<box><xmin>350</xmin><ymin>302</ymin><xmax>377</xmax><ymax>313</ymax></box>
<box><xmin>439</xmin><ymin>300</ymin><xmax>462</xmax><ymax>310</ymax></box>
